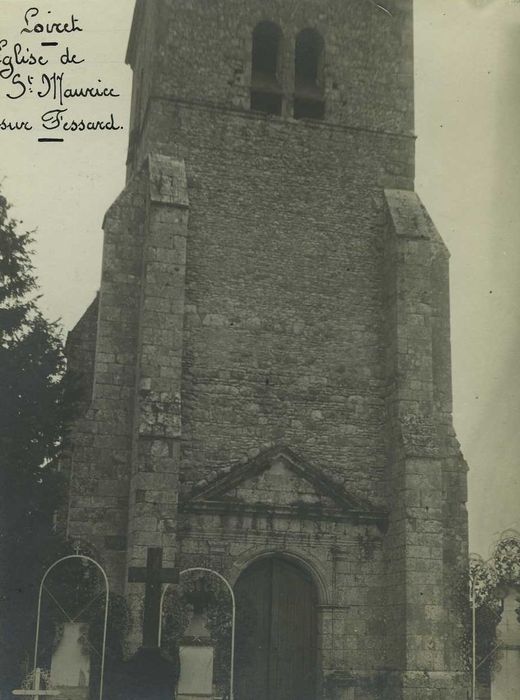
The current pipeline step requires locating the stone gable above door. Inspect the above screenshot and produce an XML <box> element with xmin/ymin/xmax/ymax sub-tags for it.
<box><xmin>182</xmin><ymin>446</ymin><xmax>387</xmax><ymax>528</ymax></box>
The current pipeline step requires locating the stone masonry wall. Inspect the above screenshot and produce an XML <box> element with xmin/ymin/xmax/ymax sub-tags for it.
<box><xmin>136</xmin><ymin>102</ymin><xmax>415</xmax><ymax>510</ymax></box>
<box><xmin>65</xmin><ymin>296</ymin><xmax>98</xmax><ymax>412</ymax></box>
<box><xmin>124</xmin><ymin>0</ymin><xmax>417</xmax><ymax>511</ymax></box>
<box><xmin>66</xmin><ymin>169</ymin><xmax>148</xmax><ymax>589</ymax></box>
<box><xmin>430</xmin><ymin>230</ymin><xmax>469</xmax><ymax>675</ymax></box>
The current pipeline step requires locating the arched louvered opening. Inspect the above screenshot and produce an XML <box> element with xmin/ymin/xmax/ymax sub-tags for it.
<box><xmin>294</xmin><ymin>28</ymin><xmax>325</xmax><ymax>120</ymax></box>
<box><xmin>250</xmin><ymin>21</ymin><xmax>283</xmax><ymax>116</ymax></box>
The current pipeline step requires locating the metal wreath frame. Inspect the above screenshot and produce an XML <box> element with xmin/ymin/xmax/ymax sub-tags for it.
<box><xmin>33</xmin><ymin>555</ymin><xmax>110</xmax><ymax>700</ymax></box>
<box><xmin>159</xmin><ymin>567</ymin><xmax>236</xmax><ymax>700</ymax></box>
<box><xmin>469</xmin><ymin>570</ymin><xmax>477</xmax><ymax>700</ymax></box>
<box><xmin>468</xmin><ymin>550</ymin><xmax>504</xmax><ymax>700</ymax></box>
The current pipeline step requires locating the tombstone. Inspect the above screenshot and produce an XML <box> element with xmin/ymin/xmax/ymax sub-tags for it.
<box><xmin>177</xmin><ymin>605</ymin><xmax>215</xmax><ymax>700</ymax></box>
<box><xmin>33</xmin><ymin>554</ymin><xmax>109</xmax><ymax>700</ymax></box>
<box><xmin>160</xmin><ymin>568</ymin><xmax>235</xmax><ymax>700</ymax></box>
<box><xmin>492</xmin><ymin>588</ymin><xmax>520</xmax><ymax>700</ymax></box>
<box><xmin>50</xmin><ymin>622</ymin><xmax>90</xmax><ymax>696</ymax></box>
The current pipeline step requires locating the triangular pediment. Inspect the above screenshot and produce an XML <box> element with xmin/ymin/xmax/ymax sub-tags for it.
<box><xmin>183</xmin><ymin>446</ymin><xmax>387</xmax><ymax>527</ymax></box>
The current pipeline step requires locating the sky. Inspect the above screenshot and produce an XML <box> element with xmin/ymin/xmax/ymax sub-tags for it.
<box><xmin>1</xmin><ymin>0</ymin><xmax>519</xmax><ymax>556</ymax></box>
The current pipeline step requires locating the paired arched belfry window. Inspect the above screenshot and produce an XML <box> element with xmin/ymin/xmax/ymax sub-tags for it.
<box><xmin>294</xmin><ymin>28</ymin><xmax>325</xmax><ymax>120</ymax></box>
<box><xmin>250</xmin><ymin>23</ymin><xmax>325</xmax><ymax>120</ymax></box>
<box><xmin>250</xmin><ymin>21</ymin><xmax>283</xmax><ymax>116</ymax></box>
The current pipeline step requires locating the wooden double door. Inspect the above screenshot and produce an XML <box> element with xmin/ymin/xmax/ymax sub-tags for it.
<box><xmin>234</xmin><ymin>556</ymin><xmax>318</xmax><ymax>700</ymax></box>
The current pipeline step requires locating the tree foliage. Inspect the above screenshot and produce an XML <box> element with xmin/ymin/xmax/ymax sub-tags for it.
<box><xmin>0</xmin><ymin>192</ymin><xmax>77</xmax><ymax>695</ymax></box>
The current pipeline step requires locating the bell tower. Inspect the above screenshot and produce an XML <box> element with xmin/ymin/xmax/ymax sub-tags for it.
<box><xmin>65</xmin><ymin>1</ymin><xmax>470</xmax><ymax>698</ymax></box>
<box><xmin>124</xmin><ymin>0</ymin><xmax>415</xmax><ymax>176</ymax></box>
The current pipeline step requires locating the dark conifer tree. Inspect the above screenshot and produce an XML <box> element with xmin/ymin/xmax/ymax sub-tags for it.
<box><xmin>0</xmin><ymin>193</ymin><xmax>76</xmax><ymax>694</ymax></box>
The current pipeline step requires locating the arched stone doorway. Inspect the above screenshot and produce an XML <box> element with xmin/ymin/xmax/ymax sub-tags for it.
<box><xmin>234</xmin><ymin>555</ymin><xmax>318</xmax><ymax>700</ymax></box>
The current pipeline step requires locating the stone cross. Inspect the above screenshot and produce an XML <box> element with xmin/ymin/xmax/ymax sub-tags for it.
<box><xmin>12</xmin><ymin>668</ymin><xmax>60</xmax><ymax>699</ymax></box>
<box><xmin>128</xmin><ymin>547</ymin><xmax>178</xmax><ymax>648</ymax></box>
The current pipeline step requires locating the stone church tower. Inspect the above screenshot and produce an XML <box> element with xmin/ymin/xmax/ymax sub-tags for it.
<box><xmin>64</xmin><ymin>0</ymin><xmax>470</xmax><ymax>697</ymax></box>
